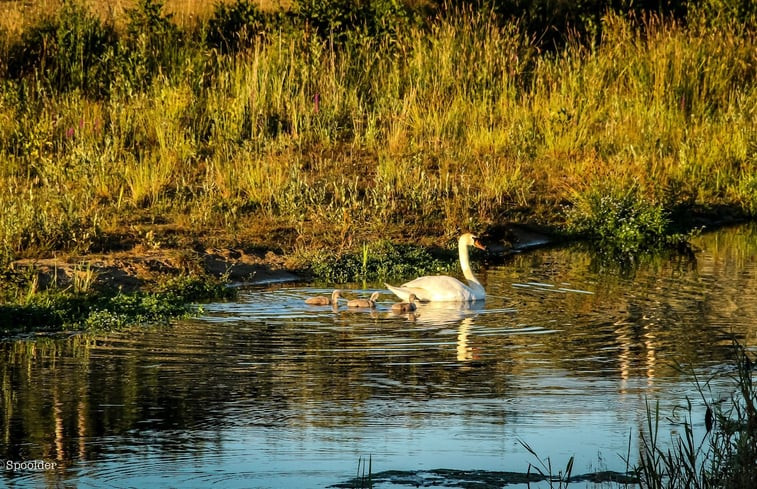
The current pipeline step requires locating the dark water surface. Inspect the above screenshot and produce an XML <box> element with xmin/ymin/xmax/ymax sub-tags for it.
<box><xmin>2</xmin><ymin>224</ymin><xmax>756</xmax><ymax>488</ymax></box>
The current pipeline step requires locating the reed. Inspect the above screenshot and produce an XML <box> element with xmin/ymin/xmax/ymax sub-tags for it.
<box><xmin>0</xmin><ymin>0</ymin><xmax>754</xmax><ymax>267</ymax></box>
<box><xmin>636</xmin><ymin>342</ymin><xmax>757</xmax><ymax>488</ymax></box>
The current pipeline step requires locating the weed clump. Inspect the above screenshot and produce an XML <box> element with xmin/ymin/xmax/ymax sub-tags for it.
<box><xmin>308</xmin><ymin>240</ymin><xmax>454</xmax><ymax>283</ymax></box>
<box><xmin>5</xmin><ymin>1</ymin><xmax>118</xmax><ymax>97</ymax></box>
<box><xmin>565</xmin><ymin>184</ymin><xmax>690</xmax><ymax>258</ymax></box>
<box><xmin>0</xmin><ymin>273</ymin><xmax>235</xmax><ymax>335</ymax></box>
<box><xmin>205</xmin><ymin>0</ymin><xmax>270</xmax><ymax>53</ymax></box>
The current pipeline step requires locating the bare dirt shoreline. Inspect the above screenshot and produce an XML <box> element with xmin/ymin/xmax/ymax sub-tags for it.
<box><xmin>11</xmin><ymin>247</ymin><xmax>302</xmax><ymax>293</ymax></box>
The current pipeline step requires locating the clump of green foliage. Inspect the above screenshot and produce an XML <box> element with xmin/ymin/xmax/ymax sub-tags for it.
<box><xmin>308</xmin><ymin>239</ymin><xmax>456</xmax><ymax>283</ymax></box>
<box><xmin>205</xmin><ymin>0</ymin><xmax>271</xmax><ymax>53</ymax></box>
<box><xmin>0</xmin><ymin>273</ymin><xmax>235</xmax><ymax>335</ymax></box>
<box><xmin>5</xmin><ymin>1</ymin><xmax>117</xmax><ymax>97</ymax></box>
<box><xmin>565</xmin><ymin>184</ymin><xmax>689</xmax><ymax>258</ymax></box>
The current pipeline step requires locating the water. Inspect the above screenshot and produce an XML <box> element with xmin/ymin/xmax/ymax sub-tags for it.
<box><xmin>1</xmin><ymin>224</ymin><xmax>756</xmax><ymax>488</ymax></box>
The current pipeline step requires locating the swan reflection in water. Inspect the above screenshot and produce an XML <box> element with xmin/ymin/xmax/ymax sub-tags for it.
<box><xmin>404</xmin><ymin>301</ymin><xmax>483</xmax><ymax>363</ymax></box>
<box><xmin>410</xmin><ymin>300</ymin><xmax>485</xmax><ymax>325</ymax></box>
<box><xmin>457</xmin><ymin>317</ymin><xmax>475</xmax><ymax>362</ymax></box>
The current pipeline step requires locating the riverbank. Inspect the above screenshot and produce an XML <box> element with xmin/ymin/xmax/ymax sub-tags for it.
<box><xmin>1</xmin><ymin>1</ymin><xmax>755</xmax><ymax>264</ymax></box>
<box><xmin>0</xmin><ymin>0</ymin><xmax>755</xmax><ymax>332</ymax></box>
<box><xmin>0</xmin><ymin>220</ymin><xmax>563</xmax><ymax>334</ymax></box>
<box><xmin>0</xmin><ymin>205</ymin><xmax>751</xmax><ymax>335</ymax></box>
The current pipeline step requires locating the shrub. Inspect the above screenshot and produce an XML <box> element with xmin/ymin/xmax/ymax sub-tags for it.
<box><xmin>5</xmin><ymin>1</ymin><xmax>118</xmax><ymax>97</ymax></box>
<box><xmin>120</xmin><ymin>0</ymin><xmax>182</xmax><ymax>91</ymax></box>
<box><xmin>292</xmin><ymin>0</ymin><xmax>413</xmax><ymax>44</ymax></box>
<box><xmin>566</xmin><ymin>184</ymin><xmax>678</xmax><ymax>257</ymax></box>
<box><xmin>205</xmin><ymin>0</ymin><xmax>269</xmax><ymax>53</ymax></box>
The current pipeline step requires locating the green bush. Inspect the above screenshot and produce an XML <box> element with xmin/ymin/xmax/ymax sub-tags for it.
<box><xmin>205</xmin><ymin>0</ymin><xmax>269</xmax><ymax>53</ymax></box>
<box><xmin>566</xmin><ymin>184</ymin><xmax>678</xmax><ymax>257</ymax></box>
<box><xmin>120</xmin><ymin>0</ymin><xmax>183</xmax><ymax>91</ymax></box>
<box><xmin>292</xmin><ymin>0</ymin><xmax>413</xmax><ymax>44</ymax></box>
<box><xmin>5</xmin><ymin>1</ymin><xmax>118</xmax><ymax>97</ymax></box>
<box><xmin>0</xmin><ymin>273</ymin><xmax>235</xmax><ymax>334</ymax></box>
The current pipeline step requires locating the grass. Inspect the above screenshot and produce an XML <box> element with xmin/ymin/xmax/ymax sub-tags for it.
<box><xmin>353</xmin><ymin>455</ymin><xmax>372</xmax><ymax>489</ymax></box>
<box><xmin>635</xmin><ymin>341</ymin><xmax>757</xmax><ymax>488</ymax></box>
<box><xmin>520</xmin><ymin>439</ymin><xmax>575</xmax><ymax>488</ymax></box>
<box><xmin>0</xmin><ymin>0</ymin><xmax>755</xmax><ymax>305</ymax></box>
<box><xmin>306</xmin><ymin>238</ymin><xmax>457</xmax><ymax>283</ymax></box>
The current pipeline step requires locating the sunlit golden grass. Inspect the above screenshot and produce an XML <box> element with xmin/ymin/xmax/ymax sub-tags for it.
<box><xmin>0</xmin><ymin>3</ymin><xmax>755</xmax><ymax>264</ymax></box>
<box><xmin>0</xmin><ymin>0</ymin><xmax>287</xmax><ymax>33</ymax></box>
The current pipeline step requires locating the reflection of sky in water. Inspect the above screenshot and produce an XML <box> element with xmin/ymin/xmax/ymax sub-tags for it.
<box><xmin>2</xmin><ymin>224</ymin><xmax>756</xmax><ymax>488</ymax></box>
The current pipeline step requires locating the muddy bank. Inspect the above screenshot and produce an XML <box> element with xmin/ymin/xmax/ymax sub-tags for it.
<box><xmin>9</xmin><ymin>247</ymin><xmax>301</xmax><ymax>294</ymax></box>
<box><xmin>331</xmin><ymin>468</ymin><xmax>639</xmax><ymax>488</ymax></box>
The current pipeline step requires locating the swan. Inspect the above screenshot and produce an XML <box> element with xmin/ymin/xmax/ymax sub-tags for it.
<box><xmin>385</xmin><ymin>233</ymin><xmax>486</xmax><ymax>302</ymax></box>
<box><xmin>305</xmin><ymin>289</ymin><xmax>341</xmax><ymax>305</ymax></box>
<box><xmin>347</xmin><ymin>291</ymin><xmax>380</xmax><ymax>308</ymax></box>
<box><xmin>391</xmin><ymin>293</ymin><xmax>418</xmax><ymax>313</ymax></box>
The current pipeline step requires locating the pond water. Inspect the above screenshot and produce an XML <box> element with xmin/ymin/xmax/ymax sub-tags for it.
<box><xmin>1</xmin><ymin>224</ymin><xmax>756</xmax><ymax>488</ymax></box>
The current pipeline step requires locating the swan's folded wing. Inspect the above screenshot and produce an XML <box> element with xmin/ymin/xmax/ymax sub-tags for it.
<box><xmin>386</xmin><ymin>276</ymin><xmax>472</xmax><ymax>302</ymax></box>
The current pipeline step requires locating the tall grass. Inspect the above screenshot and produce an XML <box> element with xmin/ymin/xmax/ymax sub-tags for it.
<box><xmin>636</xmin><ymin>342</ymin><xmax>756</xmax><ymax>488</ymax></box>
<box><xmin>0</xmin><ymin>0</ymin><xmax>755</xmax><ymax>265</ymax></box>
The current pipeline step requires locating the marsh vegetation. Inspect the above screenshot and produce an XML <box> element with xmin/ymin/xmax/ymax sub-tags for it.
<box><xmin>0</xmin><ymin>0</ymin><xmax>755</xmax><ymax>262</ymax></box>
<box><xmin>0</xmin><ymin>0</ymin><xmax>755</xmax><ymax>328</ymax></box>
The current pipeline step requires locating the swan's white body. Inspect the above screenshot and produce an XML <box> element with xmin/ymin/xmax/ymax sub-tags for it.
<box><xmin>385</xmin><ymin>233</ymin><xmax>486</xmax><ymax>302</ymax></box>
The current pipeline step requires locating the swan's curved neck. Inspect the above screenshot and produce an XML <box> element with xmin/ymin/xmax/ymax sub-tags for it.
<box><xmin>459</xmin><ymin>240</ymin><xmax>481</xmax><ymax>286</ymax></box>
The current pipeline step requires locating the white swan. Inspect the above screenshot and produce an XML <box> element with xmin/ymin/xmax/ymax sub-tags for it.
<box><xmin>385</xmin><ymin>233</ymin><xmax>486</xmax><ymax>302</ymax></box>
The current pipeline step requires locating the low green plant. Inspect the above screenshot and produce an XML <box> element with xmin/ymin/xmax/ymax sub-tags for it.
<box><xmin>292</xmin><ymin>0</ymin><xmax>412</xmax><ymax>44</ymax></box>
<box><xmin>72</xmin><ymin>262</ymin><xmax>98</xmax><ymax>294</ymax></box>
<box><xmin>120</xmin><ymin>0</ymin><xmax>183</xmax><ymax>92</ymax></box>
<box><xmin>307</xmin><ymin>239</ymin><xmax>454</xmax><ymax>283</ymax></box>
<box><xmin>0</xmin><ymin>273</ymin><xmax>236</xmax><ymax>335</ymax></box>
<box><xmin>205</xmin><ymin>0</ymin><xmax>269</xmax><ymax>53</ymax></box>
<box><xmin>4</xmin><ymin>1</ymin><xmax>118</xmax><ymax>97</ymax></box>
<box><xmin>565</xmin><ymin>184</ymin><xmax>687</xmax><ymax>258</ymax></box>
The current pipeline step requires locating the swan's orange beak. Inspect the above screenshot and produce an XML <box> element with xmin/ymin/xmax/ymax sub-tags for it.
<box><xmin>473</xmin><ymin>238</ymin><xmax>486</xmax><ymax>250</ymax></box>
